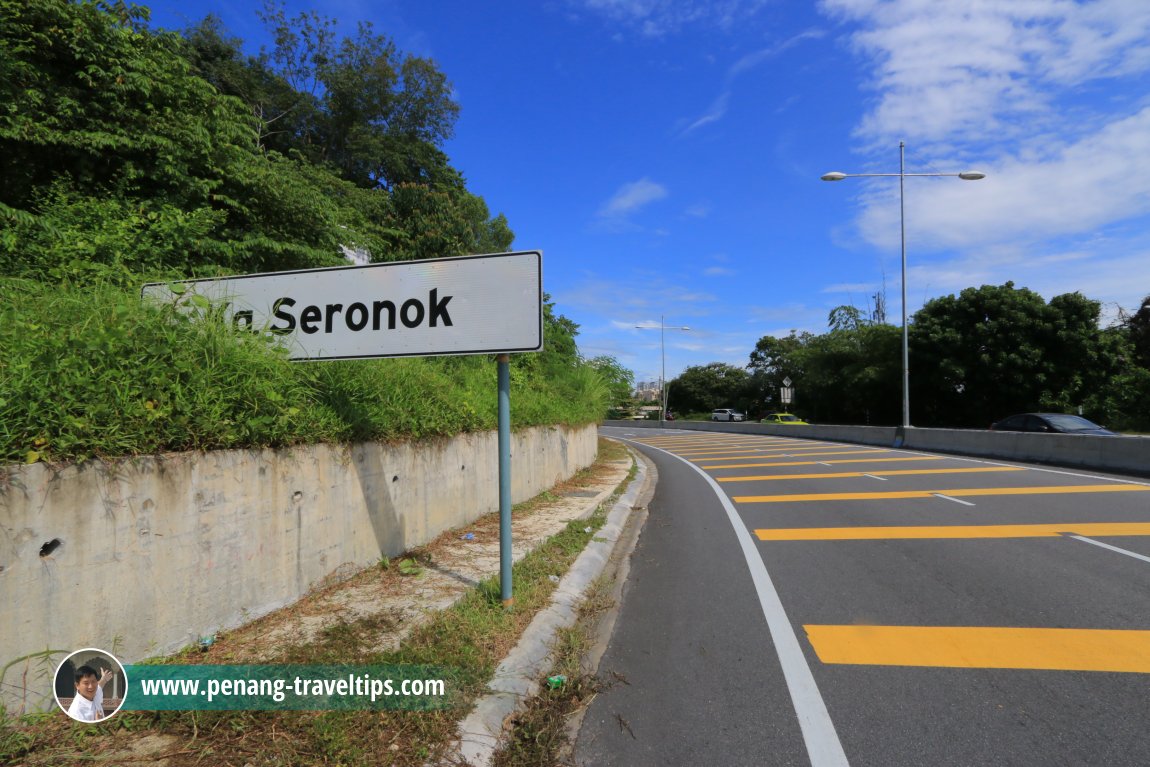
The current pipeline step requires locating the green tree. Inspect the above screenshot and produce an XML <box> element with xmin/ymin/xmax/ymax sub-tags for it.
<box><xmin>586</xmin><ymin>356</ymin><xmax>635</xmax><ymax>409</ymax></box>
<box><xmin>796</xmin><ymin>322</ymin><xmax>901</xmax><ymax>425</ymax></box>
<box><xmin>178</xmin><ymin>14</ymin><xmax>313</xmax><ymax>155</ymax></box>
<box><xmin>0</xmin><ymin>0</ymin><xmax>359</xmax><ymax>277</ymax></box>
<box><xmin>177</xmin><ymin>4</ymin><xmax>512</xmax><ymax>263</ymax></box>
<box><xmin>1123</xmin><ymin>295</ymin><xmax>1150</xmax><ymax>370</ymax></box>
<box><xmin>239</xmin><ymin>2</ymin><xmax>460</xmax><ymax>191</ymax></box>
<box><xmin>747</xmin><ymin>331</ymin><xmax>811</xmax><ymax>414</ymax></box>
<box><xmin>827</xmin><ymin>305</ymin><xmax>863</xmax><ymax>333</ymax></box>
<box><xmin>909</xmin><ymin>283</ymin><xmax>1113</xmax><ymax>427</ymax></box>
<box><xmin>668</xmin><ymin>362</ymin><xmax>751</xmax><ymax>415</ymax></box>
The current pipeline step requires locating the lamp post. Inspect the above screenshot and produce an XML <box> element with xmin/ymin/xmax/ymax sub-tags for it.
<box><xmin>635</xmin><ymin>316</ymin><xmax>691</xmax><ymax>426</ymax></box>
<box><xmin>821</xmin><ymin>141</ymin><xmax>984</xmax><ymax>429</ymax></box>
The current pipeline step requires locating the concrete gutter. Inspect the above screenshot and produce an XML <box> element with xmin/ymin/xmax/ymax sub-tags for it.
<box><xmin>449</xmin><ymin>446</ymin><xmax>653</xmax><ymax>766</ymax></box>
<box><xmin>603</xmin><ymin>420</ymin><xmax>1150</xmax><ymax>477</ymax></box>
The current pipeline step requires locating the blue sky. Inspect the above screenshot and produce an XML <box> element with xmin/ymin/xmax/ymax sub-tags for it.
<box><xmin>143</xmin><ymin>0</ymin><xmax>1150</xmax><ymax>388</ymax></box>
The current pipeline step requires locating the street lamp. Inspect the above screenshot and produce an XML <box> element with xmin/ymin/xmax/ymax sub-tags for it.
<box><xmin>635</xmin><ymin>315</ymin><xmax>691</xmax><ymax>426</ymax></box>
<box><xmin>821</xmin><ymin>141</ymin><xmax>985</xmax><ymax>430</ymax></box>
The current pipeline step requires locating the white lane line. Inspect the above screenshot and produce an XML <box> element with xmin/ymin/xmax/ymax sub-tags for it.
<box><xmin>862</xmin><ymin>474</ymin><xmax>888</xmax><ymax>481</ymax></box>
<box><xmin>623</xmin><ymin>438</ymin><xmax>850</xmax><ymax>767</ymax></box>
<box><xmin>1065</xmin><ymin>534</ymin><xmax>1150</xmax><ymax>565</ymax></box>
<box><xmin>932</xmin><ymin>493</ymin><xmax>976</xmax><ymax>506</ymax></box>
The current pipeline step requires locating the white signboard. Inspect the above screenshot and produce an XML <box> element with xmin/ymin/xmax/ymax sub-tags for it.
<box><xmin>142</xmin><ymin>251</ymin><xmax>543</xmax><ymax>361</ymax></box>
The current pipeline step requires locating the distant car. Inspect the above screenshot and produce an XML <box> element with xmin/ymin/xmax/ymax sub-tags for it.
<box><xmin>989</xmin><ymin>413</ymin><xmax>1115</xmax><ymax>436</ymax></box>
<box><xmin>760</xmin><ymin>413</ymin><xmax>808</xmax><ymax>425</ymax></box>
<box><xmin>711</xmin><ymin>408</ymin><xmax>745</xmax><ymax>422</ymax></box>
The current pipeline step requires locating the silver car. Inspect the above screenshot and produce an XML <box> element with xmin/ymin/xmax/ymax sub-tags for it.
<box><xmin>711</xmin><ymin>408</ymin><xmax>745</xmax><ymax>422</ymax></box>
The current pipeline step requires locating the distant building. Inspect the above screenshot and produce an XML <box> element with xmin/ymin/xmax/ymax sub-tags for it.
<box><xmin>633</xmin><ymin>379</ymin><xmax>662</xmax><ymax>401</ymax></box>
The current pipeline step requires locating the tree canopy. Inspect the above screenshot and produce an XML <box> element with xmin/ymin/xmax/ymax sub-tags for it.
<box><xmin>668</xmin><ymin>362</ymin><xmax>752</xmax><ymax>415</ymax></box>
<box><xmin>0</xmin><ymin>0</ymin><xmax>512</xmax><ymax>281</ymax></box>
<box><xmin>736</xmin><ymin>282</ymin><xmax>1148</xmax><ymax>431</ymax></box>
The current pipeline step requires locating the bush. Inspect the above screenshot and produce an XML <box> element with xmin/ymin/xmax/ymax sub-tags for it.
<box><xmin>0</xmin><ymin>279</ymin><xmax>606</xmax><ymax>464</ymax></box>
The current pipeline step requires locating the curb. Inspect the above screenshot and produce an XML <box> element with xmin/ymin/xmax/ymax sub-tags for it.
<box><xmin>449</xmin><ymin>445</ymin><xmax>652</xmax><ymax>766</ymax></box>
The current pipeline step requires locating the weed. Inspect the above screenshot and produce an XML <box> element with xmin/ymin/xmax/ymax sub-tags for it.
<box><xmin>0</xmin><ymin>280</ymin><xmax>611</xmax><ymax>464</ymax></box>
<box><xmin>397</xmin><ymin>558</ymin><xmax>423</xmax><ymax>577</ymax></box>
<box><xmin>1</xmin><ymin>442</ymin><xmax>633</xmax><ymax>766</ymax></box>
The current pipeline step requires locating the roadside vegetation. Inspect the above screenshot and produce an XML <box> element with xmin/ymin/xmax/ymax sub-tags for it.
<box><xmin>0</xmin><ymin>441</ymin><xmax>632</xmax><ymax>766</ymax></box>
<box><xmin>0</xmin><ymin>0</ymin><xmax>622</xmax><ymax>464</ymax></box>
<box><xmin>664</xmin><ymin>288</ymin><xmax>1150</xmax><ymax>432</ymax></box>
<box><xmin>0</xmin><ymin>277</ymin><xmax>607</xmax><ymax>464</ymax></box>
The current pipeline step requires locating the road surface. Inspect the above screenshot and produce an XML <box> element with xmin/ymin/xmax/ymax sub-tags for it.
<box><xmin>575</xmin><ymin>427</ymin><xmax>1150</xmax><ymax>766</ymax></box>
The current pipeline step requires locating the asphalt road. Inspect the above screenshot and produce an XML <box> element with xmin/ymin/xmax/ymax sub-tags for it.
<box><xmin>575</xmin><ymin>427</ymin><xmax>1150</xmax><ymax>767</ymax></box>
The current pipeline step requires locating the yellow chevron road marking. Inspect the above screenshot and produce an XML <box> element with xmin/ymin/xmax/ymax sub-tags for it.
<box><xmin>757</xmin><ymin>522</ymin><xmax>1150</xmax><ymax>541</ymax></box>
<box><xmin>804</xmin><ymin>625</ymin><xmax>1150</xmax><ymax>672</ymax></box>
<box><xmin>698</xmin><ymin>449</ymin><xmax>888</xmax><ymax>466</ymax></box>
<box><xmin>735</xmin><ymin>484</ymin><xmax>1150</xmax><ymax>504</ymax></box>
<box><xmin>703</xmin><ymin>456</ymin><xmax>944</xmax><ymax>470</ymax></box>
<box><xmin>718</xmin><ymin>466</ymin><xmax>1023</xmax><ymax>482</ymax></box>
<box><xmin>680</xmin><ymin>446</ymin><xmax>852</xmax><ymax>457</ymax></box>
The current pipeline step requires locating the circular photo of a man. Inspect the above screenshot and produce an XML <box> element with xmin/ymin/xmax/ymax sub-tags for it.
<box><xmin>54</xmin><ymin>648</ymin><xmax>128</xmax><ymax>723</ymax></box>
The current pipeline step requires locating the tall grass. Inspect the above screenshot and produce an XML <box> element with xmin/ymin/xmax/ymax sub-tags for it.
<box><xmin>0</xmin><ymin>279</ymin><xmax>607</xmax><ymax>464</ymax></box>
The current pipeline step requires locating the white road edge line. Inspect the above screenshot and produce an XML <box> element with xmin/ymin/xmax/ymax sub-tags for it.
<box><xmin>932</xmin><ymin>493</ymin><xmax>976</xmax><ymax>506</ymax></box>
<box><xmin>623</xmin><ymin>438</ymin><xmax>850</xmax><ymax>767</ymax></box>
<box><xmin>862</xmin><ymin>474</ymin><xmax>888</xmax><ymax>481</ymax></box>
<box><xmin>1065</xmin><ymin>534</ymin><xmax>1150</xmax><ymax>565</ymax></box>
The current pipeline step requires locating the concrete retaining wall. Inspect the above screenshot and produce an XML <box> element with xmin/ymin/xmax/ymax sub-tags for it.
<box><xmin>1</xmin><ymin>424</ymin><xmax>597</xmax><ymax>704</ymax></box>
<box><xmin>604</xmin><ymin>420</ymin><xmax>1150</xmax><ymax>476</ymax></box>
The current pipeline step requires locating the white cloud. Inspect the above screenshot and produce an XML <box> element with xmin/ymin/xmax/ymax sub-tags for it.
<box><xmin>821</xmin><ymin>0</ymin><xmax>1150</xmax><ymax>148</ymax></box>
<box><xmin>597</xmin><ymin>178</ymin><xmax>669</xmax><ymax>219</ymax></box>
<box><xmin>571</xmin><ymin>0</ymin><xmax>772</xmax><ymax>36</ymax></box>
<box><xmin>704</xmin><ymin>266</ymin><xmax>736</xmax><ymax>276</ymax></box>
<box><xmin>683</xmin><ymin>92</ymin><xmax>731</xmax><ymax>134</ymax></box>
<box><xmin>681</xmin><ymin>29</ymin><xmax>826</xmax><ymax>135</ymax></box>
<box><xmin>819</xmin><ymin>0</ymin><xmax>1150</xmax><ymax>318</ymax></box>
<box><xmin>850</xmin><ymin>105</ymin><xmax>1150</xmax><ymax>251</ymax></box>
<box><xmin>822</xmin><ymin>282</ymin><xmax>878</xmax><ymax>294</ymax></box>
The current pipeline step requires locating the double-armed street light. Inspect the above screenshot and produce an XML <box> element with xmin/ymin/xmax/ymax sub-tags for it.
<box><xmin>635</xmin><ymin>316</ymin><xmax>691</xmax><ymax>426</ymax></box>
<box><xmin>821</xmin><ymin>141</ymin><xmax>985</xmax><ymax>430</ymax></box>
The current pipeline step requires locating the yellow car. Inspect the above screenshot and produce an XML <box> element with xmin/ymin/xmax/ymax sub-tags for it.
<box><xmin>760</xmin><ymin>413</ymin><xmax>808</xmax><ymax>425</ymax></box>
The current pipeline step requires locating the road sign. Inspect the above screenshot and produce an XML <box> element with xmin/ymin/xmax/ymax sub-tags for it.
<box><xmin>142</xmin><ymin>251</ymin><xmax>543</xmax><ymax>361</ymax></box>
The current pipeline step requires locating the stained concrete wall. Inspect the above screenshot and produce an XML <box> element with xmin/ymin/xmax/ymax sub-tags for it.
<box><xmin>1</xmin><ymin>424</ymin><xmax>596</xmax><ymax>710</ymax></box>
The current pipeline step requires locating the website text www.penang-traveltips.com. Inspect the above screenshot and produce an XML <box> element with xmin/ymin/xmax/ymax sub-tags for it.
<box><xmin>139</xmin><ymin>673</ymin><xmax>447</xmax><ymax>703</ymax></box>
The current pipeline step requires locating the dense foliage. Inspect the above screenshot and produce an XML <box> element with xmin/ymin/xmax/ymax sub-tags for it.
<box><xmin>0</xmin><ymin>0</ymin><xmax>513</xmax><ymax>276</ymax></box>
<box><xmin>0</xmin><ymin>0</ymin><xmax>610</xmax><ymax>464</ymax></box>
<box><xmin>665</xmin><ymin>362</ymin><xmax>753</xmax><ymax>416</ymax></box>
<box><xmin>728</xmin><ymin>284</ymin><xmax>1150</xmax><ymax>432</ymax></box>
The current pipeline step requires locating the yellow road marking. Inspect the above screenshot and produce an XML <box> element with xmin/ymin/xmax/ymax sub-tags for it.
<box><xmin>735</xmin><ymin>484</ymin><xmax>1150</xmax><ymax>503</ymax></box>
<box><xmin>677</xmin><ymin>447</ymin><xmax>811</xmax><ymax>456</ymax></box>
<box><xmin>757</xmin><ymin>522</ymin><xmax>1150</xmax><ymax>541</ymax></box>
<box><xmin>804</xmin><ymin>625</ymin><xmax>1150</xmax><ymax>672</ymax></box>
<box><xmin>638</xmin><ymin>438</ymin><xmax>792</xmax><ymax>444</ymax></box>
<box><xmin>703</xmin><ymin>456</ymin><xmax>944</xmax><ymax>470</ymax></box>
<box><xmin>718</xmin><ymin>467</ymin><xmax>1024</xmax><ymax>482</ymax></box>
<box><xmin>699</xmin><ymin>450</ymin><xmax>888</xmax><ymax>466</ymax></box>
<box><xmin>682</xmin><ymin>447</ymin><xmax>850</xmax><ymax>457</ymax></box>
<box><xmin>653</xmin><ymin>443</ymin><xmax>805</xmax><ymax>450</ymax></box>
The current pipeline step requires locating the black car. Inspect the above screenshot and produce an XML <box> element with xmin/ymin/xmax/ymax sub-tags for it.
<box><xmin>989</xmin><ymin>413</ymin><xmax>1115</xmax><ymax>436</ymax></box>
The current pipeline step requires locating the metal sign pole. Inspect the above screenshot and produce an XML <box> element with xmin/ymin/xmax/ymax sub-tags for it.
<box><xmin>497</xmin><ymin>353</ymin><xmax>513</xmax><ymax>607</ymax></box>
